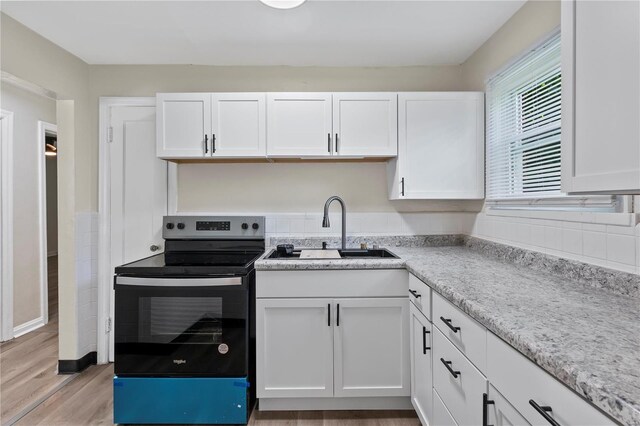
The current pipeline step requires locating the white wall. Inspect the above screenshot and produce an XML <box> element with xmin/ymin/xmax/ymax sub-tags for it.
<box><xmin>0</xmin><ymin>83</ymin><xmax>56</xmax><ymax>327</ymax></box>
<box><xmin>460</xmin><ymin>0</ymin><xmax>639</xmax><ymax>275</ymax></box>
<box><xmin>75</xmin><ymin>212</ymin><xmax>97</xmax><ymax>356</ymax></box>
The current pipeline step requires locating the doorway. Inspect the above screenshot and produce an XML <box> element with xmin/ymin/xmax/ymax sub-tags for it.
<box><xmin>0</xmin><ymin>110</ymin><xmax>14</xmax><ymax>341</ymax></box>
<box><xmin>40</xmin><ymin>122</ymin><xmax>58</xmax><ymax>326</ymax></box>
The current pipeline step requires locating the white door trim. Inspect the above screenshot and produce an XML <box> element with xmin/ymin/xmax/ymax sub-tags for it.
<box><xmin>97</xmin><ymin>97</ymin><xmax>177</xmax><ymax>364</ymax></box>
<box><xmin>38</xmin><ymin>121</ymin><xmax>57</xmax><ymax>328</ymax></box>
<box><xmin>0</xmin><ymin>110</ymin><xmax>15</xmax><ymax>342</ymax></box>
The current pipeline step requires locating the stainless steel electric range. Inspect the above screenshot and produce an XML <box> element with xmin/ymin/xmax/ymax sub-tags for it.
<box><xmin>112</xmin><ymin>215</ymin><xmax>265</xmax><ymax>425</ymax></box>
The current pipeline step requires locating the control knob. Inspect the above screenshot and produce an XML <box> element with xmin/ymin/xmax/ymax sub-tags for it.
<box><xmin>177</xmin><ymin>223</ymin><xmax>185</xmax><ymax>230</ymax></box>
<box><xmin>241</xmin><ymin>223</ymin><xmax>249</xmax><ymax>230</ymax></box>
<box><xmin>166</xmin><ymin>223</ymin><xmax>175</xmax><ymax>230</ymax></box>
<box><xmin>252</xmin><ymin>223</ymin><xmax>260</xmax><ymax>230</ymax></box>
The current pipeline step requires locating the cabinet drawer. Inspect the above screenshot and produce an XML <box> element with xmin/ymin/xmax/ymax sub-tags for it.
<box><xmin>433</xmin><ymin>389</ymin><xmax>459</xmax><ymax>426</ymax></box>
<box><xmin>433</xmin><ymin>327</ymin><xmax>487</xmax><ymax>426</ymax></box>
<box><xmin>486</xmin><ymin>384</ymin><xmax>529</xmax><ymax>426</ymax></box>
<box><xmin>408</xmin><ymin>274</ymin><xmax>431</xmax><ymax>319</ymax></box>
<box><xmin>487</xmin><ymin>333</ymin><xmax>615</xmax><ymax>426</ymax></box>
<box><xmin>256</xmin><ymin>270</ymin><xmax>408</xmax><ymax>298</ymax></box>
<box><xmin>433</xmin><ymin>291</ymin><xmax>487</xmax><ymax>372</ymax></box>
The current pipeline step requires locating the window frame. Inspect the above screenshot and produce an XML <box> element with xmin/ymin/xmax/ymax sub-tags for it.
<box><xmin>484</xmin><ymin>28</ymin><xmax>628</xmax><ymax>216</ymax></box>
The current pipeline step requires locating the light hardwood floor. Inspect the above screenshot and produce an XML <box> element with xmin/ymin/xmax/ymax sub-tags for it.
<box><xmin>0</xmin><ymin>256</ymin><xmax>75</xmax><ymax>425</ymax></box>
<box><xmin>17</xmin><ymin>363</ymin><xmax>419</xmax><ymax>426</ymax></box>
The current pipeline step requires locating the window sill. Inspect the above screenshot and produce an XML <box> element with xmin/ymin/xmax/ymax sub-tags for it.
<box><xmin>486</xmin><ymin>207</ymin><xmax>638</xmax><ymax>227</ymax></box>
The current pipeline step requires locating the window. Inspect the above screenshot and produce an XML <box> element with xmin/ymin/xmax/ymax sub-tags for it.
<box><xmin>486</xmin><ymin>32</ymin><xmax>562</xmax><ymax>199</ymax></box>
<box><xmin>486</xmin><ymin>31</ymin><xmax>620</xmax><ymax>213</ymax></box>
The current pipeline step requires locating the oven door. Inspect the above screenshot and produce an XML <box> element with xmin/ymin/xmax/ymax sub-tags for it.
<box><xmin>114</xmin><ymin>276</ymin><xmax>248</xmax><ymax>377</ymax></box>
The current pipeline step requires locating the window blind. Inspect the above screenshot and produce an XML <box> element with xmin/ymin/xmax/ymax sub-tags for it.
<box><xmin>486</xmin><ymin>32</ymin><xmax>563</xmax><ymax>199</ymax></box>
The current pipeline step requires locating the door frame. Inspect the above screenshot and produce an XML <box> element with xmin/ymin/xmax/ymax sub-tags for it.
<box><xmin>97</xmin><ymin>97</ymin><xmax>178</xmax><ymax>364</ymax></box>
<box><xmin>38</xmin><ymin>121</ymin><xmax>57</xmax><ymax>328</ymax></box>
<box><xmin>0</xmin><ymin>110</ymin><xmax>14</xmax><ymax>341</ymax></box>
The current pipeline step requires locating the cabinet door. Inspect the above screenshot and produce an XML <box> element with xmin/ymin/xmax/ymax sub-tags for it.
<box><xmin>256</xmin><ymin>299</ymin><xmax>333</xmax><ymax>398</ymax></box>
<box><xmin>485</xmin><ymin>384</ymin><xmax>530</xmax><ymax>426</ymax></box>
<box><xmin>332</xmin><ymin>93</ymin><xmax>397</xmax><ymax>157</ymax></box>
<box><xmin>266</xmin><ymin>93</ymin><xmax>333</xmax><ymax>157</ymax></box>
<box><xmin>389</xmin><ymin>92</ymin><xmax>484</xmax><ymax>199</ymax></box>
<box><xmin>211</xmin><ymin>93</ymin><xmax>266</xmax><ymax>158</ymax></box>
<box><xmin>410</xmin><ymin>304</ymin><xmax>433</xmax><ymax>426</ymax></box>
<box><xmin>334</xmin><ymin>298</ymin><xmax>410</xmax><ymax>397</ymax></box>
<box><xmin>156</xmin><ymin>93</ymin><xmax>211</xmax><ymax>158</ymax></box>
<box><xmin>562</xmin><ymin>0</ymin><xmax>640</xmax><ymax>194</ymax></box>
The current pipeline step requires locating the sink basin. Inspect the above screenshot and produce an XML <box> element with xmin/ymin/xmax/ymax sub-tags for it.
<box><xmin>265</xmin><ymin>248</ymin><xmax>399</xmax><ymax>260</ymax></box>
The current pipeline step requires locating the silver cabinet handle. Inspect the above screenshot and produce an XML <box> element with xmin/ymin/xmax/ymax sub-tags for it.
<box><xmin>150</xmin><ymin>244</ymin><xmax>161</xmax><ymax>252</ymax></box>
<box><xmin>204</xmin><ymin>134</ymin><xmax>208</xmax><ymax>156</ymax></box>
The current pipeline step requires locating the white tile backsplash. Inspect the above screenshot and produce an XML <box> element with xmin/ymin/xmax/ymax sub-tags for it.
<box><xmin>75</xmin><ymin>211</ymin><xmax>98</xmax><ymax>358</ymax></box>
<box><xmin>472</xmin><ymin>211</ymin><xmax>639</xmax><ymax>275</ymax></box>
<box><xmin>606</xmin><ymin>233</ymin><xmax>636</xmax><ymax>266</ymax></box>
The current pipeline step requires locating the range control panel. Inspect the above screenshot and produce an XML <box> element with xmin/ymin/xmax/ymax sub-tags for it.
<box><xmin>163</xmin><ymin>216</ymin><xmax>265</xmax><ymax>240</ymax></box>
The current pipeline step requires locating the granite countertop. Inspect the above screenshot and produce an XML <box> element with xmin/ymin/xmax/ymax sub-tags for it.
<box><xmin>255</xmin><ymin>238</ymin><xmax>640</xmax><ymax>426</ymax></box>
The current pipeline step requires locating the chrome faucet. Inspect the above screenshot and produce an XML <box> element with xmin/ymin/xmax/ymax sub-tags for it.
<box><xmin>322</xmin><ymin>196</ymin><xmax>347</xmax><ymax>250</ymax></box>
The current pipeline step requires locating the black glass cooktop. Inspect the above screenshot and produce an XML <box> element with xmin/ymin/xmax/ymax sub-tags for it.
<box><xmin>114</xmin><ymin>251</ymin><xmax>264</xmax><ymax>277</ymax></box>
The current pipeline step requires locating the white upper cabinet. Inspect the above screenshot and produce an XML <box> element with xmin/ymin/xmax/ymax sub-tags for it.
<box><xmin>156</xmin><ymin>93</ymin><xmax>265</xmax><ymax>159</ymax></box>
<box><xmin>332</xmin><ymin>93</ymin><xmax>398</xmax><ymax>157</ymax></box>
<box><xmin>561</xmin><ymin>0</ymin><xmax>640</xmax><ymax>194</ymax></box>
<box><xmin>211</xmin><ymin>93</ymin><xmax>266</xmax><ymax>158</ymax></box>
<box><xmin>266</xmin><ymin>93</ymin><xmax>333</xmax><ymax>157</ymax></box>
<box><xmin>156</xmin><ymin>93</ymin><xmax>211</xmax><ymax>158</ymax></box>
<box><xmin>388</xmin><ymin>92</ymin><xmax>485</xmax><ymax>200</ymax></box>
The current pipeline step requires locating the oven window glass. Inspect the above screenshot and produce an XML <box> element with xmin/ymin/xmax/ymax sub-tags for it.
<box><xmin>139</xmin><ymin>297</ymin><xmax>223</xmax><ymax>344</ymax></box>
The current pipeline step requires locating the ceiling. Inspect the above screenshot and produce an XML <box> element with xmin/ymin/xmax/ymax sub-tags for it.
<box><xmin>1</xmin><ymin>0</ymin><xmax>526</xmax><ymax>67</ymax></box>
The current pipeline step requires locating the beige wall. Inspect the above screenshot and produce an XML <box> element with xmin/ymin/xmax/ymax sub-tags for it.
<box><xmin>0</xmin><ymin>83</ymin><xmax>56</xmax><ymax>326</ymax></box>
<box><xmin>179</xmin><ymin>163</ymin><xmax>482</xmax><ymax>213</ymax></box>
<box><xmin>89</xmin><ymin>64</ymin><xmax>481</xmax><ymax>213</ymax></box>
<box><xmin>461</xmin><ymin>0</ymin><xmax>560</xmax><ymax>90</ymax></box>
<box><xmin>1</xmin><ymin>12</ymin><xmax>89</xmax><ymax>358</ymax></box>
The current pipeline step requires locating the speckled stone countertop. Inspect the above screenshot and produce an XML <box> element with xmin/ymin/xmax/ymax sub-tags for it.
<box><xmin>255</xmin><ymin>237</ymin><xmax>640</xmax><ymax>426</ymax></box>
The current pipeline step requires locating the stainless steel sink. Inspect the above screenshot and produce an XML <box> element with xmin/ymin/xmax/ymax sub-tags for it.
<box><xmin>265</xmin><ymin>248</ymin><xmax>399</xmax><ymax>260</ymax></box>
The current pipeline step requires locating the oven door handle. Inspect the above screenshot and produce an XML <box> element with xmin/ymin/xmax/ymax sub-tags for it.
<box><xmin>115</xmin><ymin>276</ymin><xmax>243</xmax><ymax>287</ymax></box>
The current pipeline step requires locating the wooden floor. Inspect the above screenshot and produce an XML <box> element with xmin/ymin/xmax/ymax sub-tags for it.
<box><xmin>16</xmin><ymin>363</ymin><xmax>418</xmax><ymax>426</ymax></box>
<box><xmin>2</xmin><ymin>256</ymin><xmax>418</xmax><ymax>425</ymax></box>
<box><xmin>0</xmin><ymin>256</ymin><xmax>73</xmax><ymax>425</ymax></box>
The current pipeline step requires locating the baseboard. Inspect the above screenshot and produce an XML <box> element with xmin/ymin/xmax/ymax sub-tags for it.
<box><xmin>47</xmin><ymin>251</ymin><xmax>58</xmax><ymax>257</ymax></box>
<box><xmin>258</xmin><ymin>396</ymin><xmax>413</xmax><ymax>411</ymax></box>
<box><xmin>58</xmin><ymin>351</ymin><xmax>97</xmax><ymax>374</ymax></box>
<box><xmin>13</xmin><ymin>316</ymin><xmax>45</xmax><ymax>338</ymax></box>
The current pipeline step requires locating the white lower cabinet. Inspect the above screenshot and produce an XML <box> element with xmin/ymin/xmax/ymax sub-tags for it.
<box><xmin>487</xmin><ymin>333</ymin><xmax>615</xmax><ymax>426</ymax></box>
<box><xmin>256</xmin><ymin>299</ymin><xmax>334</xmax><ymax>398</ymax></box>
<box><xmin>484</xmin><ymin>384</ymin><xmax>530</xmax><ymax>426</ymax></box>
<box><xmin>433</xmin><ymin>389</ymin><xmax>459</xmax><ymax>426</ymax></box>
<box><xmin>433</xmin><ymin>327</ymin><xmax>487</xmax><ymax>426</ymax></box>
<box><xmin>410</xmin><ymin>303</ymin><xmax>433</xmax><ymax>426</ymax></box>
<box><xmin>256</xmin><ymin>292</ymin><xmax>410</xmax><ymax>405</ymax></box>
<box><xmin>334</xmin><ymin>298</ymin><xmax>410</xmax><ymax>397</ymax></box>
